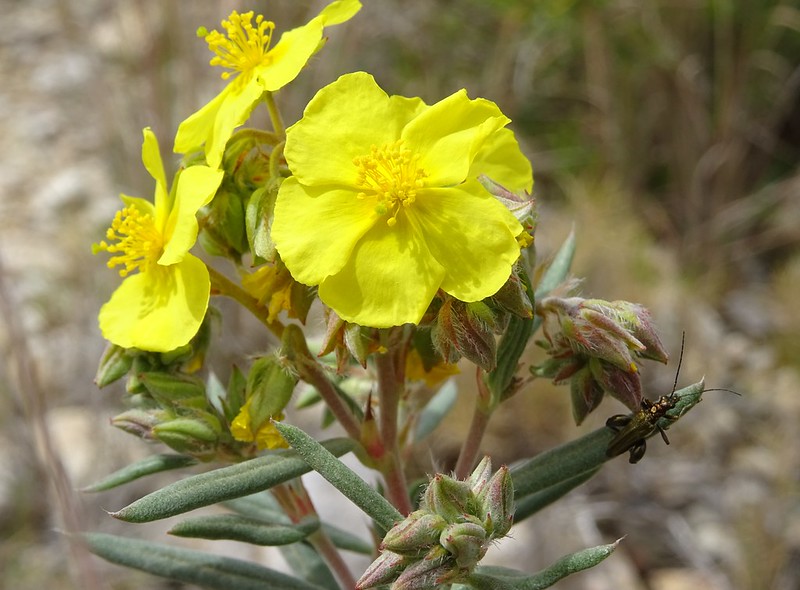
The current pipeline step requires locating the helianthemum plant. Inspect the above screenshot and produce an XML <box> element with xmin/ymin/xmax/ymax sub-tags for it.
<box><xmin>85</xmin><ymin>4</ymin><xmax>722</xmax><ymax>590</ymax></box>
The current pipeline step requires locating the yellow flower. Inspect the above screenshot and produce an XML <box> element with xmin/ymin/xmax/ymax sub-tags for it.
<box><xmin>96</xmin><ymin>128</ymin><xmax>224</xmax><ymax>352</ymax></box>
<box><xmin>231</xmin><ymin>406</ymin><xmax>288</xmax><ymax>450</ymax></box>
<box><xmin>405</xmin><ymin>349</ymin><xmax>460</xmax><ymax>388</ymax></box>
<box><xmin>174</xmin><ymin>1</ymin><xmax>362</xmax><ymax>168</ymax></box>
<box><xmin>271</xmin><ymin>72</ymin><xmax>533</xmax><ymax>327</ymax></box>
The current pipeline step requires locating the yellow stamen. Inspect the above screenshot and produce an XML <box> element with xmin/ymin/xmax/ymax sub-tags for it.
<box><xmin>353</xmin><ymin>141</ymin><xmax>428</xmax><ymax>227</ymax></box>
<box><xmin>96</xmin><ymin>206</ymin><xmax>163</xmax><ymax>277</ymax></box>
<box><xmin>205</xmin><ymin>11</ymin><xmax>275</xmax><ymax>80</ymax></box>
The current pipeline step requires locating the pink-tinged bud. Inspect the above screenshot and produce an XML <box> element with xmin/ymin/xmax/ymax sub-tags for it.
<box><xmin>355</xmin><ymin>550</ymin><xmax>406</xmax><ymax>590</ymax></box>
<box><xmin>476</xmin><ymin>465</ymin><xmax>514</xmax><ymax>538</ymax></box>
<box><xmin>432</xmin><ymin>297</ymin><xmax>497</xmax><ymax>372</ymax></box>
<box><xmin>478</xmin><ymin>174</ymin><xmax>538</xmax><ymax>228</ymax></box>
<box><xmin>569</xmin><ymin>366</ymin><xmax>605</xmax><ymax>425</ymax></box>
<box><xmin>490</xmin><ymin>265</ymin><xmax>534</xmax><ymax>319</ymax></box>
<box><xmin>422</xmin><ymin>474</ymin><xmax>473</xmax><ymax>523</ymax></box>
<box><xmin>110</xmin><ymin>408</ymin><xmax>168</xmax><ymax>438</ymax></box>
<box><xmin>589</xmin><ymin>357</ymin><xmax>643</xmax><ymax>411</ymax></box>
<box><xmin>467</xmin><ymin>456</ymin><xmax>493</xmax><ymax>497</ymax></box>
<box><xmin>381</xmin><ymin>510</ymin><xmax>447</xmax><ymax>554</ymax></box>
<box><xmin>392</xmin><ymin>546</ymin><xmax>454</xmax><ymax>590</ymax></box>
<box><xmin>438</xmin><ymin>522</ymin><xmax>487</xmax><ymax>569</ymax></box>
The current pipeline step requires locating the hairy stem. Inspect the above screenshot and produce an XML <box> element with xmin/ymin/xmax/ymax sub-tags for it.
<box><xmin>308</xmin><ymin>528</ymin><xmax>358</xmax><ymax>590</ymax></box>
<box><xmin>454</xmin><ymin>370</ymin><xmax>494</xmax><ymax>480</ymax></box>
<box><xmin>375</xmin><ymin>350</ymin><xmax>412</xmax><ymax>515</ymax></box>
<box><xmin>296</xmin><ymin>356</ymin><xmax>363</xmax><ymax>442</ymax></box>
<box><xmin>264</xmin><ymin>91</ymin><xmax>285</xmax><ymax>137</ymax></box>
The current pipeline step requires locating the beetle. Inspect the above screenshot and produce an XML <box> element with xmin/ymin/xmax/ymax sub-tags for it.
<box><xmin>604</xmin><ymin>334</ymin><xmax>739</xmax><ymax>463</ymax></box>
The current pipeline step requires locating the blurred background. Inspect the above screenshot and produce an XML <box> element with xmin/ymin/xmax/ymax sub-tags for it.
<box><xmin>1</xmin><ymin>0</ymin><xmax>798</xmax><ymax>588</ymax></box>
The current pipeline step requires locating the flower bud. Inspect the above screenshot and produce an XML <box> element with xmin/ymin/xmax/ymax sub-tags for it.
<box><xmin>381</xmin><ymin>510</ymin><xmax>447</xmax><ymax>554</ymax></box>
<box><xmin>422</xmin><ymin>474</ymin><xmax>473</xmax><ymax>522</ymax></box>
<box><xmin>197</xmin><ymin>185</ymin><xmax>248</xmax><ymax>259</ymax></box>
<box><xmin>95</xmin><ymin>344</ymin><xmax>133</xmax><ymax>388</ymax></box>
<box><xmin>490</xmin><ymin>264</ymin><xmax>534</xmax><ymax>319</ymax></box>
<box><xmin>356</xmin><ymin>550</ymin><xmax>407</xmax><ymax>590</ymax></box>
<box><xmin>392</xmin><ymin>546</ymin><xmax>454</xmax><ymax>590</ymax></box>
<box><xmin>137</xmin><ymin>372</ymin><xmax>207</xmax><ymax>409</ymax></box>
<box><xmin>432</xmin><ymin>297</ymin><xmax>497</xmax><ymax>372</ymax></box>
<box><xmin>152</xmin><ymin>413</ymin><xmax>222</xmax><ymax>456</ymax></box>
<box><xmin>438</xmin><ymin>522</ymin><xmax>487</xmax><ymax>569</ymax></box>
<box><xmin>476</xmin><ymin>465</ymin><xmax>514</xmax><ymax>538</ymax></box>
<box><xmin>467</xmin><ymin>456</ymin><xmax>493</xmax><ymax>498</ymax></box>
<box><xmin>110</xmin><ymin>408</ymin><xmax>169</xmax><ymax>438</ymax></box>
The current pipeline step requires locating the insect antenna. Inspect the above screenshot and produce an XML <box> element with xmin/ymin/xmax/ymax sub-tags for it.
<box><xmin>668</xmin><ymin>331</ymin><xmax>686</xmax><ymax>399</ymax></box>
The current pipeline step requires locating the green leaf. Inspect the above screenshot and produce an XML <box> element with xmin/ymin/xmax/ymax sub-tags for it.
<box><xmin>111</xmin><ymin>438</ymin><xmax>354</xmax><ymax>523</ymax></box>
<box><xmin>510</xmin><ymin>428</ymin><xmax>612</xmax><ymax>500</ymax></box>
<box><xmin>487</xmin><ymin>266</ymin><xmax>535</xmax><ymax>401</ymax></box>
<box><xmin>223</xmin><ymin>491</ymin><xmax>292</xmax><ymax>524</ymax></box>
<box><xmin>321</xmin><ymin>523</ymin><xmax>374</xmax><ymax>555</ymax></box>
<box><xmin>275</xmin><ymin>422</ymin><xmax>403</xmax><ymax>531</ymax></box>
<box><xmin>81</xmin><ymin>454</ymin><xmax>197</xmax><ymax>493</ymax></box>
<box><xmin>513</xmin><ymin>468</ymin><xmax>600</xmax><ymax>523</ymax></box>
<box><xmin>81</xmin><ymin>532</ymin><xmax>326</xmax><ymax>590</ymax></box>
<box><xmin>534</xmin><ymin>227</ymin><xmax>576</xmax><ymax>301</ymax></box>
<box><xmin>168</xmin><ymin>514</ymin><xmax>318</xmax><ymax>545</ymax></box>
<box><xmin>279</xmin><ymin>539</ymin><xmax>338</xmax><ymax>590</ymax></box>
<box><xmin>414</xmin><ymin>379</ymin><xmax>458</xmax><ymax>441</ymax></box>
<box><xmin>469</xmin><ymin>540</ymin><xmax>619</xmax><ymax>589</ymax></box>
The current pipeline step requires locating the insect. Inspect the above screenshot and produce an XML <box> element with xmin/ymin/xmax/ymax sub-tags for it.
<box><xmin>605</xmin><ymin>334</ymin><xmax>739</xmax><ymax>464</ymax></box>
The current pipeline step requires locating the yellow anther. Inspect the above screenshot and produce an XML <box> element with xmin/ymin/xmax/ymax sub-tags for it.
<box><xmin>204</xmin><ymin>11</ymin><xmax>275</xmax><ymax>80</ymax></box>
<box><xmin>353</xmin><ymin>141</ymin><xmax>427</xmax><ymax>227</ymax></box>
<box><xmin>96</xmin><ymin>206</ymin><xmax>163</xmax><ymax>277</ymax></box>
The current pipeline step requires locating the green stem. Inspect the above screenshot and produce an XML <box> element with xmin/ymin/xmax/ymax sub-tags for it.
<box><xmin>264</xmin><ymin>92</ymin><xmax>285</xmax><ymax>137</ymax></box>
<box><xmin>454</xmin><ymin>371</ymin><xmax>494</xmax><ymax>480</ymax></box>
<box><xmin>207</xmin><ymin>265</ymin><xmax>285</xmax><ymax>339</ymax></box>
<box><xmin>269</xmin><ymin>140</ymin><xmax>285</xmax><ymax>179</ymax></box>
<box><xmin>296</xmin><ymin>356</ymin><xmax>363</xmax><ymax>442</ymax></box>
<box><xmin>375</xmin><ymin>349</ymin><xmax>412</xmax><ymax>515</ymax></box>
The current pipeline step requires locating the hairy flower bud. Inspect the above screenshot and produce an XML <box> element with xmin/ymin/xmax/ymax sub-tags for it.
<box><xmin>361</xmin><ymin>458</ymin><xmax>514</xmax><ymax>589</ymax></box>
<box><xmin>432</xmin><ymin>297</ymin><xmax>497</xmax><ymax>372</ymax></box>
<box><xmin>535</xmin><ymin>296</ymin><xmax>668</xmax><ymax>418</ymax></box>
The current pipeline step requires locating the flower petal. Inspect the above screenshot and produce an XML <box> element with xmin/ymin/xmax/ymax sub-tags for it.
<box><xmin>469</xmin><ymin>127</ymin><xmax>533</xmax><ymax>194</ymax></box>
<box><xmin>318</xmin><ymin>216</ymin><xmax>445</xmax><ymax>327</ymax></box>
<box><xmin>160</xmin><ymin>165</ymin><xmax>224</xmax><ymax>265</ymax></box>
<box><xmin>258</xmin><ymin>19</ymin><xmax>326</xmax><ymax>92</ymax></box>
<box><xmin>403</xmin><ymin>92</ymin><xmax>510</xmax><ymax>187</ymax></box>
<box><xmin>204</xmin><ymin>76</ymin><xmax>266</xmax><ymax>169</ymax></box>
<box><xmin>98</xmin><ymin>255</ymin><xmax>210</xmax><ymax>352</ymax></box>
<box><xmin>174</xmin><ymin>86</ymin><xmax>229</xmax><ymax>157</ymax></box>
<box><xmin>272</xmin><ymin>177</ymin><xmax>378</xmax><ymax>285</ymax></box>
<box><xmin>316</xmin><ymin>0</ymin><xmax>362</xmax><ymax>25</ymax></box>
<box><xmin>411</xmin><ymin>180</ymin><xmax>521</xmax><ymax>302</ymax></box>
<box><xmin>283</xmin><ymin>72</ymin><xmax>423</xmax><ymax>187</ymax></box>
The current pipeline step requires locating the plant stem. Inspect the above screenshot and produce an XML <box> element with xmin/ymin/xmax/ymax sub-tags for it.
<box><xmin>295</xmin><ymin>355</ymin><xmax>363</xmax><ymax>442</ymax></box>
<box><xmin>375</xmin><ymin>350</ymin><xmax>412</xmax><ymax>515</ymax></box>
<box><xmin>264</xmin><ymin>91</ymin><xmax>285</xmax><ymax>137</ymax></box>
<box><xmin>207</xmin><ymin>264</ymin><xmax>285</xmax><ymax>339</ymax></box>
<box><xmin>454</xmin><ymin>371</ymin><xmax>494</xmax><ymax>480</ymax></box>
<box><xmin>308</xmin><ymin>528</ymin><xmax>358</xmax><ymax>590</ymax></box>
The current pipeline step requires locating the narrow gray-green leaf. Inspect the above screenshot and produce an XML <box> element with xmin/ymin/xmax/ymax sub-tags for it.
<box><xmin>414</xmin><ymin>379</ymin><xmax>458</xmax><ymax>441</ymax></box>
<box><xmin>168</xmin><ymin>514</ymin><xmax>319</xmax><ymax>545</ymax></box>
<box><xmin>511</xmin><ymin>428</ymin><xmax>612</xmax><ymax>499</ymax></box>
<box><xmin>470</xmin><ymin>540</ymin><xmax>619</xmax><ymax>590</ymax></box>
<box><xmin>223</xmin><ymin>492</ymin><xmax>292</xmax><ymax>524</ymax></box>
<box><xmin>275</xmin><ymin>422</ymin><xmax>403</xmax><ymax>531</ymax></box>
<box><xmin>534</xmin><ymin>227</ymin><xmax>576</xmax><ymax>300</ymax></box>
<box><xmin>279</xmin><ymin>539</ymin><xmax>338</xmax><ymax>590</ymax></box>
<box><xmin>81</xmin><ymin>454</ymin><xmax>197</xmax><ymax>493</ymax></box>
<box><xmin>81</xmin><ymin>532</ymin><xmax>326</xmax><ymax>590</ymax></box>
<box><xmin>321</xmin><ymin>523</ymin><xmax>373</xmax><ymax>555</ymax></box>
<box><xmin>513</xmin><ymin>468</ymin><xmax>600</xmax><ymax>523</ymax></box>
<box><xmin>111</xmin><ymin>438</ymin><xmax>354</xmax><ymax>523</ymax></box>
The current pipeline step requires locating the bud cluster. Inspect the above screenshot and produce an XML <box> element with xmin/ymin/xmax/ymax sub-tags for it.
<box><xmin>534</xmin><ymin>296</ymin><xmax>668</xmax><ymax>423</ymax></box>
<box><xmin>357</xmin><ymin>457</ymin><xmax>513</xmax><ymax>590</ymax></box>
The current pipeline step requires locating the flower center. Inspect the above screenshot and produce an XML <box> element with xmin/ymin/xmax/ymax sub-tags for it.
<box><xmin>353</xmin><ymin>141</ymin><xmax>428</xmax><ymax>227</ymax></box>
<box><xmin>203</xmin><ymin>11</ymin><xmax>275</xmax><ymax>81</ymax></box>
<box><xmin>95</xmin><ymin>206</ymin><xmax>163</xmax><ymax>277</ymax></box>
